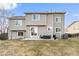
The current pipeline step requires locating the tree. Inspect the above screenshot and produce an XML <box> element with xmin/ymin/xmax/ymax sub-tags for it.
<box><xmin>0</xmin><ymin>5</ymin><xmax>15</xmax><ymax>34</ymax></box>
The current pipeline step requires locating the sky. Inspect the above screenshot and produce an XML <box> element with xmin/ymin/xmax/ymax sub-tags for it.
<box><xmin>1</xmin><ymin>3</ymin><xmax>79</xmax><ymax>28</ymax></box>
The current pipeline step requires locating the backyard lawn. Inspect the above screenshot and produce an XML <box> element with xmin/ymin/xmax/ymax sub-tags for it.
<box><xmin>0</xmin><ymin>39</ymin><xmax>79</xmax><ymax>56</ymax></box>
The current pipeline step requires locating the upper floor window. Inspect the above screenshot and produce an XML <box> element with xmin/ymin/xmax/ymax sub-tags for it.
<box><xmin>16</xmin><ymin>20</ymin><xmax>22</xmax><ymax>26</ymax></box>
<box><xmin>55</xmin><ymin>17</ymin><xmax>61</xmax><ymax>23</ymax></box>
<box><xmin>32</xmin><ymin>14</ymin><xmax>40</xmax><ymax>21</ymax></box>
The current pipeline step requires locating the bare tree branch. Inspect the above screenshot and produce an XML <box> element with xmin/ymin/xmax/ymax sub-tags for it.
<box><xmin>0</xmin><ymin>8</ymin><xmax>15</xmax><ymax>34</ymax></box>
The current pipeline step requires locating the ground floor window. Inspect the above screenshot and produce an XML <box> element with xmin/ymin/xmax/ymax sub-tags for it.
<box><xmin>30</xmin><ymin>27</ymin><xmax>38</xmax><ymax>38</ymax></box>
<box><xmin>56</xmin><ymin>28</ymin><xmax>61</xmax><ymax>33</ymax></box>
<box><xmin>31</xmin><ymin>28</ymin><xmax>37</xmax><ymax>36</ymax></box>
<box><xmin>31</xmin><ymin>27</ymin><xmax>37</xmax><ymax>36</ymax></box>
<box><xmin>18</xmin><ymin>32</ymin><xmax>23</xmax><ymax>36</ymax></box>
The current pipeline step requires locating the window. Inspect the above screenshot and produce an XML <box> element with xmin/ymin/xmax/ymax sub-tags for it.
<box><xmin>55</xmin><ymin>17</ymin><xmax>61</xmax><ymax>23</ymax></box>
<box><xmin>16</xmin><ymin>20</ymin><xmax>22</xmax><ymax>26</ymax></box>
<box><xmin>56</xmin><ymin>28</ymin><xmax>61</xmax><ymax>32</ymax></box>
<box><xmin>32</xmin><ymin>14</ymin><xmax>40</xmax><ymax>21</ymax></box>
<box><xmin>18</xmin><ymin>32</ymin><xmax>23</xmax><ymax>36</ymax></box>
<box><xmin>31</xmin><ymin>27</ymin><xmax>37</xmax><ymax>36</ymax></box>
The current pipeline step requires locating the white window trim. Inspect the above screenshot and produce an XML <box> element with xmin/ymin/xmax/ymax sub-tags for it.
<box><xmin>15</xmin><ymin>20</ymin><xmax>22</xmax><ymax>26</ymax></box>
<box><xmin>55</xmin><ymin>16</ymin><xmax>61</xmax><ymax>23</ymax></box>
<box><xmin>30</xmin><ymin>26</ymin><xmax>38</xmax><ymax>38</ymax></box>
<box><xmin>32</xmin><ymin>14</ymin><xmax>40</xmax><ymax>21</ymax></box>
<box><xmin>55</xmin><ymin>27</ymin><xmax>61</xmax><ymax>33</ymax></box>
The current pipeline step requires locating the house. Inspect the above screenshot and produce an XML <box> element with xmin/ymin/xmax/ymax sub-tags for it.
<box><xmin>65</xmin><ymin>21</ymin><xmax>79</xmax><ymax>34</ymax></box>
<box><xmin>8</xmin><ymin>12</ymin><xmax>65</xmax><ymax>39</ymax></box>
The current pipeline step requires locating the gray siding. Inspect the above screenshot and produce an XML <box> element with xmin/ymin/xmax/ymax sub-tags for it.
<box><xmin>8</xmin><ymin>31</ymin><xmax>26</xmax><ymax>39</ymax></box>
<box><xmin>53</xmin><ymin>14</ymin><xmax>64</xmax><ymax>38</ymax></box>
<box><xmin>38</xmin><ymin>26</ymin><xmax>47</xmax><ymax>36</ymax></box>
<box><xmin>25</xmin><ymin>14</ymin><xmax>47</xmax><ymax>25</ymax></box>
<box><xmin>26</xmin><ymin>26</ymin><xmax>30</xmax><ymax>38</ymax></box>
<box><xmin>8</xmin><ymin>12</ymin><xmax>65</xmax><ymax>39</ymax></box>
<box><xmin>9</xmin><ymin>20</ymin><xmax>26</xmax><ymax>30</ymax></box>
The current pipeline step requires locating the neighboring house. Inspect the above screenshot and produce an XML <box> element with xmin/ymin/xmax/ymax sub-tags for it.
<box><xmin>8</xmin><ymin>12</ymin><xmax>65</xmax><ymax>39</ymax></box>
<box><xmin>65</xmin><ymin>21</ymin><xmax>79</xmax><ymax>34</ymax></box>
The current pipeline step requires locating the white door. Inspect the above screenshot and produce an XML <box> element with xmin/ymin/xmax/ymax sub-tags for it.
<box><xmin>12</xmin><ymin>32</ymin><xmax>17</xmax><ymax>39</ymax></box>
<box><xmin>30</xmin><ymin>27</ymin><xmax>38</xmax><ymax>38</ymax></box>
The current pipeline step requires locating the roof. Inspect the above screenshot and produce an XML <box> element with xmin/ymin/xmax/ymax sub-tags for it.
<box><xmin>24</xmin><ymin>12</ymin><xmax>66</xmax><ymax>14</ymax></box>
<box><xmin>67</xmin><ymin>21</ymin><xmax>79</xmax><ymax>28</ymax></box>
<box><xmin>8</xmin><ymin>16</ymin><xmax>25</xmax><ymax>20</ymax></box>
<box><xmin>8</xmin><ymin>12</ymin><xmax>65</xmax><ymax>20</ymax></box>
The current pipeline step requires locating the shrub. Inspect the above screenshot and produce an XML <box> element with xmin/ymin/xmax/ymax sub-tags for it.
<box><xmin>0</xmin><ymin>33</ymin><xmax>8</xmax><ymax>40</ymax></box>
<box><xmin>61</xmin><ymin>33</ymin><xmax>68</xmax><ymax>39</ymax></box>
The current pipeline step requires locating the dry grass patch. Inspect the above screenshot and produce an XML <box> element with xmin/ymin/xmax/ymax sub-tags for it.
<box><xmin>0</xmin><ymin>39</ymin><xmax>79</xmax><ymax>56</ymax></box>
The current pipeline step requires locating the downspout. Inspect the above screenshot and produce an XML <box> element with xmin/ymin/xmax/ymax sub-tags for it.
<box><xmin>50</xmin><ymin>10</ymin><xmax>53</xmax><ymax>38</ymax></box>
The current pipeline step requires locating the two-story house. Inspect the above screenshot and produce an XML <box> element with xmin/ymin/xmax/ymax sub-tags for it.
<box><xmin>8</xmin><ymin>12</ymin><xmax>65</xmax><ymax>39</ymax></box>
<box><xmin>65</xmin><ymin>21</ymin><xmax>79</xmax><ymax>34</ymax></box>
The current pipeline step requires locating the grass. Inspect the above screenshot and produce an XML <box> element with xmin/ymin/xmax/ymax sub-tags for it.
<box><xmin>0</xmin><ymin>39</ymin><xmax>79</xmax><ymax>56</ymax></box>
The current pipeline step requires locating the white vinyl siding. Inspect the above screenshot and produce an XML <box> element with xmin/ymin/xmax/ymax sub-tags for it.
<box><xmin>32</xmin><ymin>14</ymin><xmax>40</xmax><ymax>21</ymax></box>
